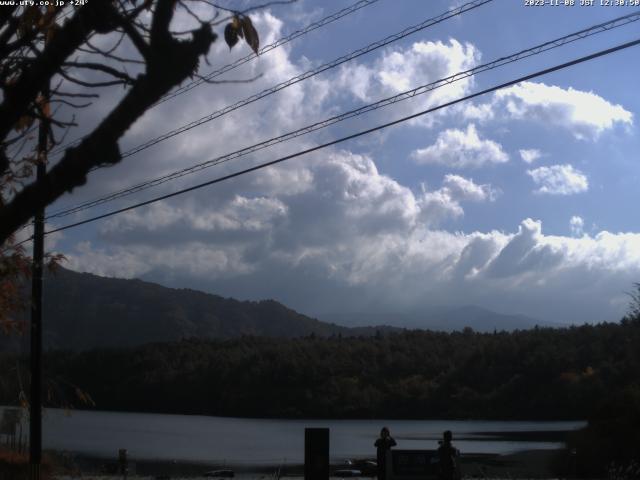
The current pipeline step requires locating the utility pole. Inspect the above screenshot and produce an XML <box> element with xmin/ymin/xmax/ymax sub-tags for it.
<box><xmin>30</xmin><ymin>85</ymin><xmax>49</xmax><ymax>480</ymax></box>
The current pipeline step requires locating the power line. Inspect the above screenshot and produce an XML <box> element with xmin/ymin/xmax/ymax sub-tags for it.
<box><xmin>45</xmin><ymin>10</ymin><xmax>640</xmax><ymax>220</ymax></box>
<box><xmin>42</xmin><ymin>37</ymin><xmax>640</xmax><ymax>237</ymax></box>
<box><xmin>116</xmin><ymin>0</ymin><xmax>493</xmax><ymax>159</ymax></box>
<box><xmin>156</xmin><ymin>0</ymin><xmax>380</xmax><ymax>106</ymax></box>
<box><xmin>49</xmin><ymin>0</ymin><xmax>493</xmax><ymax>162</ymax></box>
<box><xmin>48</xmin><ymin>0</ymin><xmax>380</xmax><ymax>157</ymax></box>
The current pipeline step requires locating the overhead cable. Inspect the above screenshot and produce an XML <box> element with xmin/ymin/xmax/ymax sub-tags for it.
<box><xmin>47</xmin><ymin>0</ymin><xmax>380</xmax><ymax>157</ymax></box>
<box><xmin>41</xmin><ymin>37</ymin><xmax>640</xmax><ymax>237</ymax></box>
<box><xmin>157</xmin><ymin>0</ymin><xmax>381</xmax><ymax>106</ymax></box>
<box><xmin>49</xmin><ymin>0</ymin><xmax>493</xmax><ymax>160</ymax></box>
<box><xmin>45</xmin><ymin>10</ymin><xmax>640</xmax><ymax>220</ymax></box>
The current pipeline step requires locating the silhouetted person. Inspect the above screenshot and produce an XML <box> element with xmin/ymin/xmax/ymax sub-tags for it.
<box><xmin>374</xmin><ymin>426</ymin><xmax>396</xmax><ymax>480</ymax></box>
<box><xmin>437</xmin><ymin>430</ymin><xmax>460</xmax><ymax>480</ymax></box>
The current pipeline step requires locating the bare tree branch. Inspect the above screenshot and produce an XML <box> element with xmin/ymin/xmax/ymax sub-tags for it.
<box><xmin>116</xmin><ymin>15</ymin><xmax>151</xmax><ymax>61</ymax></box>
<box><xmin>50</xmin><ymin>99</ymin><xmax>93</xmax><ymax>109</ymax></box>
<box><xmin>57</xmin><ymin>69</ymin><xmax>130</xmax><ymax>88</ymax></box>
<box><xmin>77</xmin><ymin>44</ymin><xmax>145</xmax><ymax>65</ymax></box>
<box><xmin>61</xmin><ymin>61</ymin><xmax>137</xmax><ymax>84</ymax></box>
<box><xmin>0</xmin><ymin>8</ymin><xmax>217</xmax><ymax>243</ymax></box>
<box><xmin>51</xmin><ymin>90</ymin><xmax>99</xmax><ymax>99</ymax></box>
<box><xmin>0</xmin><ymin>3</ymin><xmax>122</xmax><ymax>140</ymax></box>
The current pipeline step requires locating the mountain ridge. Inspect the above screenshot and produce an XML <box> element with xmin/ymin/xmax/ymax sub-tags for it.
<box><xmin>319</xmin><ymin>305</ymin><xmax>552</xmax><ymax>332</ymax></box>
<box><xmin>7</xmin><ymin>267</ymin><xmax>554</xmax><ymax>351</ymax></box>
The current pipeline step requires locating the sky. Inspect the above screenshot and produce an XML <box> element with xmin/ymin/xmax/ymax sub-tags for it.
<box><xmin>35</xmin><ymin>0</ymin><xmax>640</xmax><ymax>326</ymax></box>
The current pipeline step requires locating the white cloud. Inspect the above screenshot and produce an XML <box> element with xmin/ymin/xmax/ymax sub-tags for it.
<box><xmin>67</xmin><ymin>240</ymin><xmax>253</xmax><ymax>279</ymax></box>
<box><xmin>51</xmin><ymin>9</ymin><xmax>640</xmax><ymax>327</ymax></box>
<box><xmin>411</xmin><ymin>124</ymin><xmax>509</xmax><ymax>168</ymax></box>
<box><xmin>460</xmin><ymin>102</ymin><xmax>495</xmax><ymax>122</ymax></box>
<box><xmin>335</xmin><ymin>39</ymin><xmax>480</xmax><ymax>127</ymax></box>
<box><xmin>69</xmin><ymin>154</ymin><xmax>502</xmax><ymax>280</ymax></box>
<box><xmin>418</xmin><ymin>189</ymin><xmax>464</xmax><ymax>225</ymax></box>
<box><xmin>51</xmin><ymin>9</ymin><xmax>336</xmax><ymax>206</ymax></box>
<box><xmin>376</xmin><ymin>40</ymin><xmax>478</xmax><ymax>96</ymax></box>
<box><xmin>418</xmin><ymin>174</ymin><xmax>500</xmax><ymax>226</ymax></box>
<box><xmin>527</xmin><ymin>164</ymin><xmax>588</xmax><ymax>195</ymax></box>
<box><xmin>101</xmin><ymin>196</ymin><xmax>288</xmax><ymax>236</ymax></box>
<box><xmin>13</xmin><ymin>221</ymin><xmax>63</xmax><ymax>252</ymax></box>
<box><xmin>570</xmin><ymin>216</ymin><xmax>584</xmax><ymax>237</ymax></box>
<box><xmin>67</xmin><ymin>212</ymin><xmax>640</xmax><ymax>324</ymax></box>
<box><xmin>417</xmin><ymin>175</ymin><xmax>498</xmax><ymax>226</ymax></box>
<box><xmin>519</xmin><ymin>148</ymin><xmax>542</xmax><ymax>164</ymax></box>
<box><xmin>494</xmin><ymin>81</ymin><xmax>633</xmax><ymax>139</ymax></box>
<box><xmin>337</xmin><ymin>63</ymin><xmax>374</xmax><ymax>103</ymax></box>
<box><xmin>442</xmin><ymin>174</ymin><xmax>500</xmax><ymax>202</ymax></box>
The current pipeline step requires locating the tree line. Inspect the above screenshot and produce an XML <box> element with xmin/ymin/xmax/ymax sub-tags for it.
<box><xmin>1</xmin><ymin>317</ymin><xmax>639</xmax><ymax>420</ymax></box>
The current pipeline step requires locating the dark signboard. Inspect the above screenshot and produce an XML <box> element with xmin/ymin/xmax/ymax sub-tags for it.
<box><xmin>304</xmin><ymin>428</ymin><xmax>329</xmax><ymax>480</ymax></box>
<box><xmin>387</xmin><ymin>450</ymin><xmax>439</xmax><ymax>480</ymax></box>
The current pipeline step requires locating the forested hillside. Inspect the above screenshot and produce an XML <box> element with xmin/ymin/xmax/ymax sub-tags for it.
<box><xmin>2</xmin><ymin>318</ymin><xmax>639</xmax><ymax>420</ymax></box>
<box><xmin>6</xmin><ymin>267</ymin><xmax>546</xmax><ymax>352</ymax></box>
<box><xmin>9</xmin><ymin>267</ymin><xmax>356</xmax><ymax>351</ymax></box>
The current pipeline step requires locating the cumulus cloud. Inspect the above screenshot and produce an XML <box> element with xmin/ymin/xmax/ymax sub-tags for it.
<box><xmin>67</xmin><ymin>211</ymin><xmax>640</xmax><ymax>324</ymax></box>
<box><xmin>67</xmin><ymin>240</ymin><xmax>254</xmax><ymax>279</ymax></box>
<box><xmin>93</xmin><ymin>154</ymin><xmax>500</xmax><ymax>250</ymax></box>
<box><xmin>67</xmin><ymin>151</ymin><xmax>502</xmax><ymax>279</ymax></box>
<box><xmin>376</xmin><ymin>40</ymin><xmax>477</xmax><ymax>95</ymax></box>
<box><xmin>64</xmin><ymin>133</ymin><xmax>640</xmax><ymax>326</ymax></box>
<box><xmin>519</xmin><ymin>148</ymin><xmax>542</xmax><ymax>164</ymax></box>
<box><xmin>411</xmin><ymin>124</ymin><xmax>509</xmax><ymax>168</ymax></box>
<box><xmin>52</xmin><ymin>9</ymin><xmax>640</xmax><ymax>327</ymax></box>
<box><xmin>441</xmin><ymin>174</ymin><xmax>500</xmax><ymax>202</ymax></box>
<box><xmin>98</xmin><ymin>196</ymin><xmax>288</xmax><ymax>247</ymax></box>
<box><xmin>570</xmin><ymin>216</ymin><xmax>584</xmax><ymax>237</ymax></box>
<box><xmin>483</xmin><ymin>218</ymin><xmax>563</xmax><ymax>280</ymax></box>
<box><xmin>335</xmin><ymin>39</ymin><xmax>479</xmax><ymax>126</ymax></box>
<box><xmin>418</xmin><ymin>189</ymin><xmax>464</xmax><ymax>225</ymax></box>
<box><xmin>527</xmin><ymin>164</ymin><xmax>588</xmax><ymax>195</ymax></box>
<box><xmin>50</xmin><ymin>10</ymin><xmax>333</xmax><ymax>206</ymax></box>
<box><xmin>417</xmin><ymin>174</ymin><xmax>498</xmax><ymax>226</ymax></box>
<box><xmin>494</xmin><ymin>81</ymin><xmax>633</xmax><ymax>139</ymax></box>
<box><xmin>460</xmin><ymin>102</ymin><xmax>495</xmax><ymax>122</ymax></box>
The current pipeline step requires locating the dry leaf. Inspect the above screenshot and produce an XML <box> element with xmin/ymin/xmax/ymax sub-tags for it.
<box><xmin>241</xmin><ymin>16</ymin><xmax>259</xmax><ymax>55</ymax></box>
<box><xmin>224</xmin><ymin>23</ymin><xmax>239</xmax><ymax>49</ymax></box>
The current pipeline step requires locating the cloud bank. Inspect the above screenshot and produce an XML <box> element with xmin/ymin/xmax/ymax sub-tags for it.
<box><xmin>53</xmin><ymin>10</ymin><xmax>639</xmax><ymax>328</ymax></box>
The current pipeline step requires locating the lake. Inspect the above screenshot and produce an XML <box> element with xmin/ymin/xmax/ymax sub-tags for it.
<box><xmin>13</xmin><ymin>409</ymin><xmax>585</xmax><ymax>465</ymax></box>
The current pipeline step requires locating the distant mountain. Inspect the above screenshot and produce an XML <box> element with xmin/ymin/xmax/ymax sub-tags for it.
<box><xmin>320</xmin><ymin>305</ymin><xmax>554</xmax><ymax>333</ymax></box>
<box><xmin>4</xmin><ymin>267</ymin><xmax>554</xmax><ymax>352</ymax></box>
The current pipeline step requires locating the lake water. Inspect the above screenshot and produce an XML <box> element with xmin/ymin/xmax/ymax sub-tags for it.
<box><xmin>11</xmin><ymin>409</ymin><xmax>586</xmax><ymax>465</ymax></box>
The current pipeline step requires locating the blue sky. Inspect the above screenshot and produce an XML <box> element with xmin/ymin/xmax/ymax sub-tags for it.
<box><xmin>36</xmin><ymin>0</ymin><xmax>640</xmax><ymax>326</ymax></box>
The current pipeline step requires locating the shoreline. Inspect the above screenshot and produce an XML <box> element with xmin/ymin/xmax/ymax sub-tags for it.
<box><xmin>50</xmin><ymin>448</ymin><xmax>565</xmax><ymax>479</ymax></box>
<box><xmin>2</xmin><ymin>403</ymin><xmax>587</xmax><ymax>423</ymax></box>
